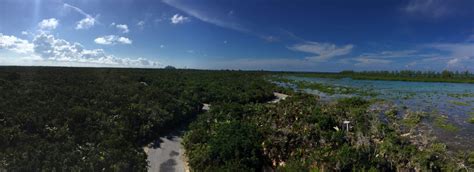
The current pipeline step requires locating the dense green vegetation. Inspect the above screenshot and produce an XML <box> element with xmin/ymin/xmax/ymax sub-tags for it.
<box><xmin>285</xmin><ymin>70</ymin><xmax>474</xmax><ymax>83</ymax></box>
<box><xmin>184</xmin><ymin>93</ymin><xmax>471</xmax><ymax>171</ymax></box>
<box><xmin>2</xmin><ymin>67</ymin><xmax>473</xmax><ymax>171</ymax></box>
<box><xmin>0</xmin><ymin>67</ymin><xmax>276</xmax><ymax>171</ymax></box>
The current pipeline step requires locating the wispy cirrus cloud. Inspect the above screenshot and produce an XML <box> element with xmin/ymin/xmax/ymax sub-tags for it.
<box><xmin>357</xmin><ymin>40</ymin><xmax>474</xmax><ymax>71</ymax></box>
<box><xmin>64</xmin><ymin>3</ymin><xmax>99</xmax><ymax>30</ymax></box>
<box><xmin>162</xmin><ymin>0</ymin><xmax>249</xmax><ymax>33</ymax></box>
<box><xmin>403</xmin><ymin>0</ymin><xmax>451</xmax><ymax>18</ymax></box>
<box><xmin>428</xmin><ymin>43</ymin><xmax>474</xmax><ymax>57</ymax></box>
<box><xmin>351</xmin><ymin>49</ymin><xmax>443</xmax><ymax>68</ymax></box>
<box><xmin>162</xmin><ymin>0</ymin><xmax>280</xmax><ymax>43</ymax></box>
<box><xmin>358</xmin><ymin>50</ymin><xmax>418</xmax><ymax>59</ymax></box>
<box><xmin>402</xmin><ymin>0</ymin><xmax>473</xmax><ymax>19</ymax></box>
<box><xmin>288</xmin><ymin>42</ymin><xmax>354</xmax><ymax>62</ymax></box>
<box><xmin>427</xmin><ymin>42</ymin><xmax>474</xmax><ymax>70</ymax></box>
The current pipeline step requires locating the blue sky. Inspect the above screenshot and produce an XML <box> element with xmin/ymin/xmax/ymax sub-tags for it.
<box><xmin>1</xmin><ymin>0</ymin><xmax>473</xmax><ymax>71</ymax></box>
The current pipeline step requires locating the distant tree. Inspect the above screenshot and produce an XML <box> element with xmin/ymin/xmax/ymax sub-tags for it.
<box><xmin>441</xmin><ymin>70</ymin><xmax>453</xmax><ymax>78</ymax></box>
<box><xmin>164</xmin><ymin>65</ymin><xmax>176</xmax><ymax>70</ymax></box>
<box><xmin>340</xmin><ymin>70</ymin><xmax>354</xmax><ymax>75</ymax></box>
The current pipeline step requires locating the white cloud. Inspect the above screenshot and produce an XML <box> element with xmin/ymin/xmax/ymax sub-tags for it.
<box><xmin>33</xmin><ymin>34</ymin><xmax>155</xmax><ymax>67</ymax></box>
<box><xmin>117</xmin><ymin>37</ymin><xmax>132</xmax><ymax>44</ymax></box>
<box><xmin>64</xmin><ymin>3</ymin><xmax>98</xmax><ymax>30</ymax></box>
<box><xmin>428</xmin><ymin>43</ymin><xmax>474</xmax><ymax>69</ymax></box>
<box><xmin>116</xmin><ymin>24</ymin><xmax>129</xmax><ymax>33</ymax></box>
<box><xmin>447</xmin><ymin>58</ymin><xmax>460</xmax><ymax>66</ymax></box>
<box><xmin>0</xmin><ymin>33</ymin><xmax>158</xmax><ymax>68</ymax></box>
<box><xmin>137</xmin><ymin>21</ymin><xmax>145</xmax><ymax>28</ymax></box>
<box><xmin>21</xmin><ymin>31</ymin><xmax>29</xmax><ymax>35</ymax></box>
<box><xmin>288</xmin><ymin>42</ymin><xmax>354</xmax><ymax>61</ymax></box>
<box><xmin>94</xmin><ymin>35</ymin><xmax>132</xmax><ymax>45</ymax></box>
<box><xmin>76</xmin><ymin>16</ymin><xmax>97</xmax><ymax>30</ymax></box>
<box><xmin>38</xmin><ymin>18</ymin><xmax>59</xmax><ymax>30</ymax></box>
<box><xmin>94</xmin><ymin>37</ymin><xmax>110</xmax><ymax>45</ymax></box>
<box><xmin>0</xmin><ymin>34</ymin><xmax>34</xmax><ymax>54</ymax></box>
<box><xmin>171</xmin><ymin>14</ymin><xmax>189</xmax><ymax>24</ymax></box>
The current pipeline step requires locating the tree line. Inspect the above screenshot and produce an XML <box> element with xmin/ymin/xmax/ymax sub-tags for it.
<box><xmin>287</xmin><ymin>70</ymin><xmax>474</xmax><ymax>83</ymax></box>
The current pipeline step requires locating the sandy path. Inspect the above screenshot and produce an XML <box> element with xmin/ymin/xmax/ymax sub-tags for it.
<box><xmin>145</xmin><ymin>92</ymin><xmax>288</xmax><ymax>172</ymax></box>
<box><xmin>145</xmin><ymin>127</ymin><xmax>188</xmax><ymax>172</ymax></box>
<box><xmin>270</xmin><ymin>92</ymin><xmax>289</xmax><ymax>103</ymax></box>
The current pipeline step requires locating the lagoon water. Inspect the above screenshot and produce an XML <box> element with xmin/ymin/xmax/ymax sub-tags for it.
<box><xmin>288</xmin><ymin>76</ymin><xmax>474</xmax><ymax>150</ymax></box>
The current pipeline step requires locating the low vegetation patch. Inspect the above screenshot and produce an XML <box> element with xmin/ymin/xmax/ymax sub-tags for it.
<box><xmin>434</xmin><ymin>115</ymin><xmax>459</xmax><ymax>132</ymax></box>
<box><xmin>448</xmin><ymin>100</ymin><xmax>470</xmax><ymax>106</ymax></box>
<box><xmin>469</xmin><ymin>117</ymin><xmax>474</xmax><ymax>124</ymax></box>
<box><xmin>469</xmin><ymin>111</ymin><xmax>474</xmax><ymax>124</ymax></box>
<box><xmin>448</xmin><ymin>93</ymin><xmax>474</xmax><ymax>98</ymax></box>
<box><xmin>271</xmin><ymin>76</ymin><xmax>377</xmax><ymax>96</ymax></box>
<box><xmin>184</xmin><ymin>93</ymin><xmax>465</xmax><ymax>171</ymax></box>
<box><xmin>402</xmin><ymin>111</ymin><xmax>425</xmax><ymax>127</ymax></box>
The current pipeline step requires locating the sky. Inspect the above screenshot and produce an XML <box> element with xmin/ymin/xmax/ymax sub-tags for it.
<box><xmin>0</xmin><ymin>0</ymin><xmax>474</xmax><ymax>72</ymax></box>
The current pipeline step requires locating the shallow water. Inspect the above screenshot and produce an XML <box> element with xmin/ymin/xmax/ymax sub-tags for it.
<box><xmin>287</xmin><ymin>76</ymin><xmax>474</xmax><ymax>150</ymax></box>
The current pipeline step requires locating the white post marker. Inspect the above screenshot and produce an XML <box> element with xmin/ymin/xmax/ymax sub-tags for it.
<box><xmin>343</xmin><ymin>120</ymin><xmax>350</xmax><ymax>132</ymax></box>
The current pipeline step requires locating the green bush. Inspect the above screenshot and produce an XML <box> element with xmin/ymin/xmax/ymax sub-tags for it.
<box><xmin>0</xmin><ymin>67</ymin><xmax>277</xmax><ymax>171</ymax></box>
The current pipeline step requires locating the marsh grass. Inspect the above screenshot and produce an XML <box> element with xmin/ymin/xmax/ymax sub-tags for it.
<box><xmin>270</xmin><ymin>76</ymin><xmax>377</xmax><ymax>96</ymax></box>
<box><xmin>448</xmin><ymin>93</ymin><xmax>474</xmax><ymax>99</ymax></box>
<box><xmin>469</xmin><ymin>117</ymin><xmax>474</xmax><ymax>124</ymax></box>
<box><xmin>402</xmin><ymin>111</ymin><xmax>425</xmax><ymax>128</ymax></box>
<box><xmin>448</xmin><ymin>100</ymin><xmax>470</xmax><ymax>106</ymax></box>
<box><xmin>433</xmin><ymin>115</ymin><xmax>459</xmax><ymax>132</ymax></box>
<box><xmin>468</xmin><ymin>111</ymin><xmax>474</xmax><ymax>124</ymax></box>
